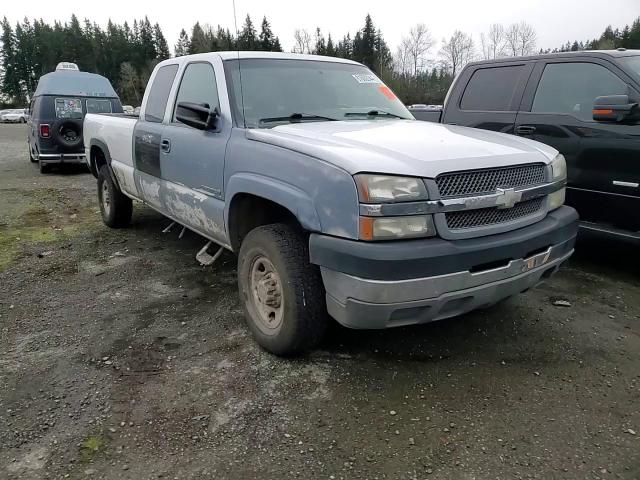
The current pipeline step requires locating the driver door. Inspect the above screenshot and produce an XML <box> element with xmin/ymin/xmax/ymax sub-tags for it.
<box><xmin>160</xmin><ymin>60</ymin><xmax>232</xmax><ymax>244</ymax></box>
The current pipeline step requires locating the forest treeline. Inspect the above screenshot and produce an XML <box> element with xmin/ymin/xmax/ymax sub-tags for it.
<box><xmin>1</xmin><ymin>13</ymin><xmax>639</xmax><ymax>107</ymax></box>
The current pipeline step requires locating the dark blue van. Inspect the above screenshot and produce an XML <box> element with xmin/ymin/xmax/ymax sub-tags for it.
<box><xmin>28</xmin><ymin>62</ymin><xmax>123</xmax><ymax>173</ymax></box>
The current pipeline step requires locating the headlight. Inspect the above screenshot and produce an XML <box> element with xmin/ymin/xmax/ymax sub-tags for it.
<box><xmin>551</xmin><ymin>154</ymin><xmax>567</xmax><ymax>181</ymax></box>
<box><xmin>548</xmin><ymin>188</ymin><xmax>566</xmax><ymax>210</ymax></box>
<box><xmin>359</xmin><ymin>215</ymin><xmax>435</xmax><ymax>240</ymax></box>
<box><xmin>355</xmin><ymin>174</ymin><xmax>428</xmax><ymax>203</ymax></box>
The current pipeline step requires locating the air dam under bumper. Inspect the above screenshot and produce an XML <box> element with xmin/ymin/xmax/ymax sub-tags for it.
<box><xmin>310</xmin><ymin>206</ymin><xmax>579</xmax><ymax>329</ymax></box>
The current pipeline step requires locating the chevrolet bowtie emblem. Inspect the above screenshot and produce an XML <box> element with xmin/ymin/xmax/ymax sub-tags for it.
<box><xmin>495</xmin><ymin>187</ymin><xmax>522</xmax><ymax>209</ymax></box>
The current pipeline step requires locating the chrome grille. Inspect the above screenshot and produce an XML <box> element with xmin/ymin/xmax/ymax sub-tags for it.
<box><xmin>437</xmin><ymin>164</ymin><xmax>546</xmax><ymax>198</ymax></box>
<box><xmin>445</xmin><ymin>198</ymin><xmax>545</xmax><ymax>230</ymax></box>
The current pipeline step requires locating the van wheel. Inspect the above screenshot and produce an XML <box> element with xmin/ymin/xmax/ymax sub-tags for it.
<box><xmin>29</xmin><ymin>146</ymin><xmax>37</xmax><ymax>163</ymax></box>
<box><xmin>98</xmin><ymin>165</ymin><xmax>132</xmax><ymax>228</ymax></box>
<box><xmin>238</xmin><ymin>224</ymin><xmax>327</xmax><ymax>356</ymax></box>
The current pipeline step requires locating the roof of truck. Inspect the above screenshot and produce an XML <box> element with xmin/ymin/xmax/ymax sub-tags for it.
<box><xmin>467</xmin><ymin>49</ymin><xmax>639</xmax><ymax>68</ymax></box>
<box><xmin>34</xmin><ymin>70</ymin><xmax>118</xmax><ymax>98</ymax></box>
<box><xmin>173</xmin><ymin>51</ymin><xmax>362</xmax><ymax>65</ymax></box>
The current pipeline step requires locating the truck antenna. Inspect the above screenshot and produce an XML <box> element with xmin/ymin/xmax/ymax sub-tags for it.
<box><xmin>232</xmin><ymin>0</ymin><xmax>246</xmax><ymax>128</ymax></box>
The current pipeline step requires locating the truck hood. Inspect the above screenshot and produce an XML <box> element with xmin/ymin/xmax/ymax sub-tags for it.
<box><xmin>246</xmin><ymin>120</ymin><xmax>558</xmax><ymax>178</ymax></box>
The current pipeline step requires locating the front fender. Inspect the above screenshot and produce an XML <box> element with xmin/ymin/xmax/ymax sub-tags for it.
<box><xmin>224</xmin><ymin>173</ymin><xmax>322</xmax><ymax>232</ymax></box>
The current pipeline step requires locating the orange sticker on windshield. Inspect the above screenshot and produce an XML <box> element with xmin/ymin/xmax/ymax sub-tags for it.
<box><xmin>378</xmin><ymin>85</ymin><xmax>397</xmax><ymax>100</ymax></box>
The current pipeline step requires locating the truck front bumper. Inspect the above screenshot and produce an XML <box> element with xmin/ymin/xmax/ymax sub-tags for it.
<box><xmin>310</xmin><ymin>206</ymin><xmax>579</xmax><ymax>329</ymax></box>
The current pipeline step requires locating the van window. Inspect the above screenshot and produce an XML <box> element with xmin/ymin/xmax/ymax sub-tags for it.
<box><xmin>460</xmin><ymin>65</ymin><xmax>525</xmax><ymax>111</ymax></box>
<box><xmin>55</xmin><ymin>98</ymin><xmax>83</xmax><ymax>119</ymax></box>
<box><xmin>532</xmin><ymin>62</ymin><xmax>627</xmax><ymax>121</ymax></box>
<box><xmin>173</xmin><ymin>63</ymin><xmax>220</xmax><ymax>121</ymax></box>
<box><xmin>145</xmin><ymin>64</ymin><xmax>179</xmax><ymax>123</ymax></box>
<box><xmin>86</xmin><ymin>99</ymin><xmax>113</xmax><ymax>114</ymax></box>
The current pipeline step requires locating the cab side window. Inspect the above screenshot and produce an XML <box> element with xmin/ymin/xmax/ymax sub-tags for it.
<box><xmin>173</xmin><ymin>62</ymin><xmax>219</xmax><ymax>122</ymax></box>
<box><xmin>145</xmin><ymin>64</ymin><xmax>179</xmax><ymax>123</ymax></box>
<box><xmin>531</xmin><ymin>62</ymin><xmax>627</xmax><ymax>121</ymax></box>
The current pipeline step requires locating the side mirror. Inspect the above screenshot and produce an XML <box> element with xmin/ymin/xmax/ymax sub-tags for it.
<box><xmin>593</xmin><ymin>95</ymin><xmax>638</xmax><ymax>122</ymax></box>
<box><xmin>176</xmin><ymin>102</ymin><xmax>220</xmax><ymax>131</ymax></box>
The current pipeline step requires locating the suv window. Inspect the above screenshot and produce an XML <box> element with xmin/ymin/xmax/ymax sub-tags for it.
<box><xmin>145</xmin><ymin>64</ymin><xmax>179</xmax><ymax>123</ymax></box>
<box><xmin>532</xmin><ymin>62</ymin><xmax>627</xmax><ymax>121</ymax></box>
<box><xmin>460</xmin><ymin>65</ymin><xmax>525</xmax><ymax>111</ymax></box>
<box><xmin>55</xmin><ymin>98</ymin><xmax>83</xmax><ymax>119</ymax></box>
<box><xmin>173</xmin><ymin>62</ymin><xmax>219</xmax><ymax>121</ymax></box>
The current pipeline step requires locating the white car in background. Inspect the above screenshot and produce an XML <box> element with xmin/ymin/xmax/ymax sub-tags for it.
<box><xmin>122</xmin><ymin>105</ymin><xmax>134</xmax><ymax>114</ymax></box>
<box><xmin>1</xmin><ymin>108</ymin><xmax>29</xmax><ymax>123</ymax></box>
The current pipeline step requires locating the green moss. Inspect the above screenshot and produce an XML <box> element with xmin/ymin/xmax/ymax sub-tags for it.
<box><xmin>80</xmin><ymin>435</ymin><xmax>108</xmax><ymax>461</ymax></box>
<box><xmin>0</xmin><ymin>188</ymin><xmax>101</xmax><ymax>272</ymax></box>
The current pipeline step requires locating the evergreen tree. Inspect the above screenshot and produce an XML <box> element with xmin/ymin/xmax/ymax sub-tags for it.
<box><xmin>174</xmin><ymin>28</ymin><xmax>190</xmax><ymax>56</ymax></box>
<box><xmin>238</xmin><ymin>15</ymin><xmax>258</xmax><ymax>50</ymax></box>
<box><xmin>259</xmin><ymin>16</ymin><xmax>275</xmax><ymax>51</ymax></box>
<box><xmin>154</xmin><ymin>23</ymin><xmax>170</xmax><ymax>59</ymax></box>
<box><xmin>189</xmin><ymin>22</ymin><xmax>208</xmax><ymax>54</ymax></box>
<box><xmin>1</xmin><ymin>17</ymin><xmax>23</xmax><ymax>103</ymax></box>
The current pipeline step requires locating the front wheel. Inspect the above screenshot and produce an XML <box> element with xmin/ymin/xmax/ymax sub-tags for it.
<box><xmin>238</xmin><ymin>224</ymin><xmax>328</xmax><ymax>356</ymax></box>
<box><xmin>97</xmin><ymin>165</ymin><xmax>132</xmax><ymax>228</ymax></box>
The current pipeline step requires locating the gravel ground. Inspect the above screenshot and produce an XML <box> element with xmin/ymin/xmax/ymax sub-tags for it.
<box><xmin>0</xmin><ymin>123</ymin><xmax>639</xmax><ymax>480</ymax></box>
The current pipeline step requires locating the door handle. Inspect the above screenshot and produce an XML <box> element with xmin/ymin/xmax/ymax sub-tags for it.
<box><xmin>515</xmin><ymin>125</ymin><xmax>536</xmax><ymax>135</ymax></box>
<box><xmin>160</xmin><ymin>138</ymin><xmax>171</xmax><ymax>153</ymax></box>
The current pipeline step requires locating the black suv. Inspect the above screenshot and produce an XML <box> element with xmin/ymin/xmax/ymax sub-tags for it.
<box><xmin>416</xmin><ymin>49</ymin><xmax>640</xmax><ymax>238</ymax></box>
<box><xmin>28</xmin><ymin>63</ymin><xmax>123</xmax><ymax>173</ymax></box>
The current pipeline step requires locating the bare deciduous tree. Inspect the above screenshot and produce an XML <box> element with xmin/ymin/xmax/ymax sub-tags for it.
<box><xmin>439</xmin><ymin>30</ymin><xmax>475</xmax><ymax>76</ymax></box>
<box><xmin>292</xmin><ymin>29</ymin><xmax>312</xmax><ymax>54</ymax></box>
<box><xmin>480</xmin><ymin>23</ymin><xmax>506</xmax><ymax>59</ymax></box>
<box><xmin>396</xmin><ymin>24</ymin><xmax>435</xmax><ymax>76</ymax></box>
<box><xmin>505</xmin><ymin>21</ymin><xmax>537</xmax><ymax>57</ymax></box>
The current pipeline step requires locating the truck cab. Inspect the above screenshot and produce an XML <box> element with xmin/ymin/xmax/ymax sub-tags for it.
<box><xmin>84</xmin><ymin>52</ymin><xmax>578</xmax><ymax>356</ymax></box>
<box><xmin>422</xmin><ymin>50</ymin><xmax>640</xmax><ymax>236</ymax></box>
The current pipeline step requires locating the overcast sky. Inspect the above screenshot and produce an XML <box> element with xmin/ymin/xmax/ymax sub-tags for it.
<box><xmin>3</xmin><ymin>0</ymin><xmax>639</xmax><ymax>55</ymax></box>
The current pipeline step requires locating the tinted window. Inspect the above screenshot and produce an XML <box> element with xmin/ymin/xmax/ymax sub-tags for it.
<box><xmin>532</xmin><ymin>62</ymin><xmax>627</xmax><ymax>121</ymax></box>
<box><xmin>145</xmin><ymin>64</ymin><xmax>178</xmax><ymax>123</ymax></box>
<box><xmin>86</xmin><ymin>99</ymin><xmax>112</xmax><ymax>114</ymax></box>
<box><xmin>173</xmin><ymin>63</ymin><xmax>220</xmax><ymax>120</ymax></box>
<box><xmin>460</xmin><ymin>65</ymin><xmax>525</xmax><ymax>111</ymax></box>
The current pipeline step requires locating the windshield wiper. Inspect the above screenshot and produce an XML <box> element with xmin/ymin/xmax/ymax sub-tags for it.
<box><xmin>258</xmin><ymin>113</ymin><xmax>338</xmax><ymax>125</ymax></box>
<box><xmin>344</xmin><ymin>110</ymin><xmax>406</xmax><ymax>119</ymax></box>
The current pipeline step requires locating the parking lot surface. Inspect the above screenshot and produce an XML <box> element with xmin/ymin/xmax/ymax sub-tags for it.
<box><xmin>1</xmin><ymin>123</ymin><xmax>639</xmax><ymax>479</ymax></box>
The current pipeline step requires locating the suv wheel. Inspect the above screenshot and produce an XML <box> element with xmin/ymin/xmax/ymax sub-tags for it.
<box><xmin>238</xmin><ymin>224</ymin><xmax>327</xmax><ymax>356</ymax></box>
<box><xmin>29</xmin><ymin>146</ymin><xmax>37</xmax><ymax>163</ymax></box>
<box><xmin>97</xmin><ymin>165</ymin><xmax>132</xmax><ymax>228</ymax></box>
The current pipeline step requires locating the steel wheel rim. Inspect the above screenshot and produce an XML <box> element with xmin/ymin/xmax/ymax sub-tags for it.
<box><xmin>101</xmin><ymin>182</ymin><xmax>111</xmax><ymax>216</ymax></box>
<box><xmin>249</xmin><ymin>255</ymin><xmax>284</xmax><ymax>332</ymax></box>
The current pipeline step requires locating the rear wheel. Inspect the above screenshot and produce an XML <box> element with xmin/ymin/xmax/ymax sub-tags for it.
<box><xmin>238</xmin><ymin>224</ymin><xmax>327</xmax><ymax>356</ymax></box>
<box><xmin>97</xmin><ymin>165</ymin><xmax>132</xmax><ymax>228</ymax></box>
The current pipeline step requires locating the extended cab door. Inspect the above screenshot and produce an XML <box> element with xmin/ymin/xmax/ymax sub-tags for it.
<box><xmin>515</xmin><ymin>58</ymin><xmax>640</xmax><ymax>230</ymax></box>
<box><xmin>442</xmin><ymin>61</ymin><xmax>533</xmax><ymax>133</ymax></box>
<box><xmin>160</xmin><ymin>59</ymin><xmax>232</xmax><ymax>244</ymax></box>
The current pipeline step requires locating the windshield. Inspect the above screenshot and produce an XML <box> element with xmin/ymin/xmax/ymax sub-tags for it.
<box><xmin>621</xmin><ymin>55</ymin><xmax>640</xmax><ymax>77</ymax></box>
<box><xmin>225</xmin><ymin>59</ymin><xmax>413</xmax><ymax>128</ymax></box>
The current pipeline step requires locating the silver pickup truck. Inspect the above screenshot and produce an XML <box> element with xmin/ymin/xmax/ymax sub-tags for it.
<box><xmin>83</xmin><ymin>52</ymin><xmax>579</xmax><ymax>355</ymax></box>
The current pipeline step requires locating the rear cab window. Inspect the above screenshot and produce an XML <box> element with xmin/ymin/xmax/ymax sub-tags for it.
<box><xmin>145</xmin><ymin>64</ymin><xmax>179</xmax><ymax>123</ymax></box>
<box><xmin>86</xmin><ymin>99</ymin><xmax>113</xmax><ymax>114</ymax></box>
<box><xmin>460</xmin><ymin>65</ymin><xmax>526</xmax><ymax>111</ymax></box>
